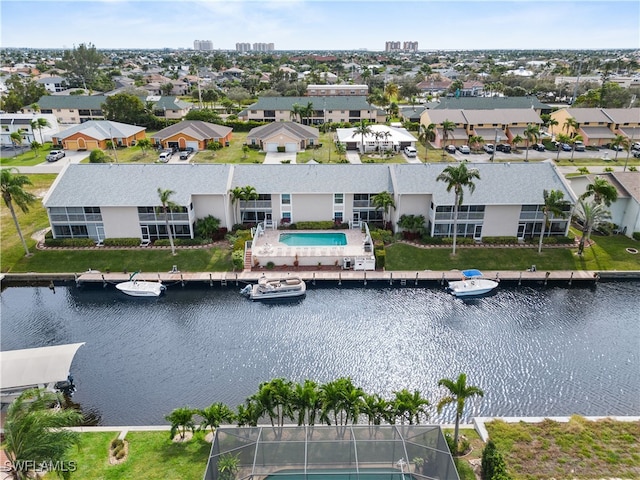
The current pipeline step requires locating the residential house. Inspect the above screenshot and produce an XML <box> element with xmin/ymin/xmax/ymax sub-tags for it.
<box><xmin>239</xmin><ymin>96</ymin><xmax>385</xmax><ymax>124</ymax></box>
<box><xmin>306</xmin><ymin>85</ymin><xmax>368</xmax><ymax>96</ymax></box>
<box><xmin>51</xmin><ymin>120</ymin><xmax>146</xmax><ymax>150</ymax></box>
<box><xmin>151</xmin><ymin>120</ymin><xmax>232</xmax><ymax>151</ymax></box>
<box><xmin>246</xmin><ymin>122</ymin><xmax>319</xmax><ymax>152</ymax></box>
<box><xmin>36</xmin><ymin>76</ymin><xmax>68</xmax><ymax>93</ymax></box>
<box><xmin>550</xmin><ymin>108</ymin><xmax>640</xmax><ymax>147</ymax></box>
<box><xmin>335</xmin><ymin>124</ymin><xmax>417</xmax><ymax>153</ymax></box>
<box><xmin>1</xmin><ymin>113</ymin><xmax>59</xmax><ymax>146</ymax></box>
<box><xmin>419</xmin><ymin>109</ymin><xmax>468</xmax><ymax>148</ymax></box>
<box><xmin>42</xmin><ymin>162</ymin><xmax>575</xmax><ymax>245</ymax></box>
<box><xmin>433</xmin><ymin>96</ymin><xmax>552</xmax><ymax>116</ymax></box>
<box><xmin>568</xmin><ymin>172</ymin><xmax>640</xmax><ymax>238</ymax></box>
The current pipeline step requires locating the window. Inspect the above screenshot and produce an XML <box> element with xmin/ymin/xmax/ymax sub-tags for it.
<box><xmin>334</xmin><ymin>193</ymin><xmax>343</xmax><ymax>205</ymax></box>
<box><xmin>282</xmin><ymin>194</ymin><xmax>291</xmax><ymax>205</ymax></box>
<box><xmin>282</xmin><ymin>212</ymin><xmax>291</xmax><ymax>221</ymax></box>
<box><xmin>334</xmin><ymin>211</ymin><xmax>343</xmax><ymax>223</ymax></box>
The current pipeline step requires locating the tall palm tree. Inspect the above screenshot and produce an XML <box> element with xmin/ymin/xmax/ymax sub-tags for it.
<box><xmin>303</xmin><ymin>101</ymin><xmax>314</xmax><ymax>126</ymax></box>
<box><xmin>290</xmin><ymin>103</ymin><xmax>303</xmax><ymax>123</ymax></box>
<box><xmin>1</xmin><ymin>168</ymin><xmax>37</xmax><ymax>256</ymax></box>
<box><xmin>468</xmin><ymin>135</ymin><xmax>484</xmax><ymax>153</ymax></box>
<box><xmin>511</xmin><ymin>135</ymin><xmax>524</xmax><ymax>152</ymax></box>
<box><xmin>31</xmin><ymin>117</ymin><xmax>51</xmax><ymax>145</ymax></box>
<box><xmin>537</xmin><ymin>189</ymin><xmax>570</xmax><ymax>254</ymax></box>
<box><xmin>372</xmin><ymin>190</ymin><xmax>395</xmax><ymax>228</ymax></box>
<box><xmin>361</xmin><ymin>393</ymin><xmax>390</xmax><ymax>426</ymax></box>
<box><xmin>610</xmin><ymin>134</ymin><xmax>629</xmax><ymax>161</ymax></box>
<box><xmin>437</xmin><ymin>373</ymin><xmax>484</xmax><ymax>454</ymax></box>
<box><xmin>291</xmin><ymin>379</ymin><xmax>321</xmax><ymax>426</ymax></box>
<box><xmin>10</xmin><ymin>131</ymin><xmax>23</xmax><ymax>152</ymax></box>
<box><xmin>523</xmin><ymin>123</ymin><xmax>540</xmax><ymax>162</ymax></box>
<box><xmin>575</xmin><ymin>199</ymin><xmax>611</xmax><ymax>255</ymax></box>
<box><xmin>157</xmin><ymin>187</ymin><xmax>178</xmax><ymax>256</ymax></box>
<box><xmin>3</xmin><ymin>388</ymin><xmax>82</xmax><ymax>480</ymax></box>
<box><xmin>569</xmin><ymin>134</ymin><xmax>584</xmax><ymax>162</ymax></box>
<box><xmin>440</xmin><ymin>120</ymin><xmax>455</xmax><ymax>160</ymax></box>
<box><xmin>229</xmin><ymin>186</ymin><xmax>244</xmax><ymax>225</ymax></box>
<box><xmin>418</xmin><ymin>123</ymin><xmax>436</xmax><ymax>161</ymax></box>
<box><xmin>555</xmin><ymin>133</ymin><xmax>571</xmax><ymax>162</ymax></box>
<box><xmin>198</xmin><ymin>402</ymin><xmax>236</xmax><ymax>435</ymax></box>
<box><xmin>384</xmin><ymin>82</ymin><xmax>399</xmax><ymax>102</ymax></box>
<box><xmin>352</xmin><ymin>120</ymin><xmax>372</xmax><ymax>154</ymax></box>
<box><xmin>436</xmin><ymin>163</ymin><xmax>481</xmax><ymax>255</ymax></box>
<box><xmin>581</xmin><ymin>176</ymin><xmax>618</xmax><ymax>207</ymax></box>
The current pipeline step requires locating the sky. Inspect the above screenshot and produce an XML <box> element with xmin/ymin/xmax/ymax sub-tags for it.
<box><xmin>1</xmin><ymin>0</ymin><xmax>639</xmax><ymax>51</ymax></box>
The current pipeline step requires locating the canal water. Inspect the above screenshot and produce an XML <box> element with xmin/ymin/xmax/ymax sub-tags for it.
<box><xmin>1</xmin><ymin>280</ymin><xmax>638</xmax><ymax>426</ymax></box>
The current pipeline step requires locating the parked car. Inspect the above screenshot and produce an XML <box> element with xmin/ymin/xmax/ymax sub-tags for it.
<box><xmin>633</xmin><ymin>150</ymin><xmax>640</xmax><ymax>158</ymax></box>
<box><xmin>532</xmin><ymin>143</ymin><xmax>545</xmax><ymax>152</ymax></box>
<box><xmin>560</xmin><ymin>143</ymin><xmax>572</xmax><ymax>151</ymax></box>
<box><xmin>458</xmin><ymin>145</ymin><xmax>470</xmax><ymax>154</ymax></box>
<box><xmin>158</xmin><ymin>150</ymin><xmax>172</xmax><ymax>162</ymax></box>
<box><xmin>496</xmin><ymin>143</ymin><xmax>511</xmax><ymax>153</ymax></box>
<box><xmin>632</xmin><ymin>142</ymin><xmax>640</xmax><ymax>151</ymax></box>
<box><xmin>403</xmin><ymin>146</ymin><xmax>417</xmax><ymax>157</ymax></box>
<box><xmin>610</xmin><ymin>144</ymin><xmax>625</xmax><ymax>151</ymax></box>
<box><xmin>573</xmin><ymin>141</ymin><xmax>585</xmax><ymax>152</ymax></box>
<box><xmin>46</xmin><ymin>150</ymin><xmax>65</xmax><ymax>162</ymax></box>
<box><xmin>445</xmin><ymin>145</ymin><xmax>457</xmax><ymax>154</ymax></box>
<box><xmin>179</xmin><ymin>147</ymin><xmax>194</xmax><ymax>160</ymax></box>
<box><xmin>483</xmin><ymin>144</ymin><xmax>495</xmax><ymax>154</ymax></box>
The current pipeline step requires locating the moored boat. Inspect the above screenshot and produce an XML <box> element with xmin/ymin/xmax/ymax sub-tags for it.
<box><xmin>447</xmin><ymin>269</ymin><xmax>499</xmax><ymax>297</ymax></box>
<box><xmin>240</xmin><ymin>274</ymin><xmax>306</xmax><ymax>301</ymax></box>
<box><xmin>116</xmin><ymin>272</ymin><xmax>165</xmax><ymax>297</ymax></box>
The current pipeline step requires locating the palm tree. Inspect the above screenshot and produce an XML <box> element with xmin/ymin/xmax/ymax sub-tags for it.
<box><xmin>3</xmin><ymin>388</ymin><xmax>82</xmax><ymax>480</ymax></box>
<box><xmin>569</xmin><ymin>134</ymin><xmax>584</xmax><ymax>162</ymax></box>
<box><xmin>384</xmin><ymin>82</ymin><xmax>399</xmax><ymax>102</ymax></box>
<box><xmin>372</xmin><ymin>191</ymin><xmax>395</xmax><ymax>228</ymax></box>
<box><xmin>166</xmin><ymin>406</ymin><xmax>196</xmax><ymax>440</ymax></box>
<box><xmin>137</xmin><ymin>138</ymin><xmax>152</xmax><ymax>156</ymax></box>
<box><xmin>10</xmin><ymin>131</ymin><xmax>23</xmax><ymax>152</ymax></box>
<box><xmin>611</xmin><ymin>134</ymin><xmax>629</xmax><ymax>161</ymax></box>
<box><xmin>563</xmin><ymin>117</ymin><xmax>579</xmax><ymax>136</ymax></box>
<box><xmin>352</xmin><ymin>120</ymin><xmax>372</xmax><ymax>154</ymax></box>
<box><xmin>198</xmin><ymin>402</ymin><xmax>236</xmax><ymax>435</ymax></box>
<box><xmin>230</xmin><ymin>186</ymin><xmax>244</xmax><ymax>225</ymax></box>
<box><xmin>1</xmin><ymin>168</ymin><xmax>37</xmax><ymax>256</ymax></box>
<box><xmin>30</xmin><ymin>117</ymin><xmax>51</xmax><ymax>145</ymax></box>
<box><xmin>555</xmin><ymin>133</ymin><xmax>571</xmax><ymax>162</ymax></box>
<box><xmin>581</xmin><ymin>176</ymin><xmax>618</xmax><ymax>207</ymax></box>
<box><xmin>468</xmin><ymin>135</ymin><xmax>484</xmax><ymax>153</ymax></box>
<box><xmin>218</xmin><ymin>453</ymin><xmax>240</xmax><ymax>480</ymax></box>
<box><xmin>418</xmin><ymin>123</ymin><xmax>436</xmax><ymax>161</ymax></box>
<box><xmin>511</xmin><ymin>135</ymin><xmax>524</xmax><ymax>152</ymax></box>
<box><xmin>575</xmin><ymin>199</ymin><xmax>611</xmax><ymax>255</ymax></box>
<box><xmin>537</xmin><ymin>189</ymin><xmax>570</xmax><ymax>254</ymax></box>
<box><xmin>392</xmin><ymin>389</ymin><xmax>430</xmax><ymax>425</ymax></box>
<box><xmin>437</xmin><ymin>373</ymin><xmax>484</xmax><ymax>454</ymax></box>
<box><xmin>523</xmin><ymin>124</ymin><xmax>540</xmax><ymax>162</ymax></box>
<box><xmin>291</xmin><ymin>379</ymin><xmax>321</xmax><ymax>426</ymax></box>
<box><xmin>30</xmin><ymin>141</ymin><xmax>42</xmax><ymax>157</ymax></box>
<box><xmin>303</xmin><ymin>101</ymin><xmax>314</xmax><ymax>126</ymax></box>
<box><xmin>157</xmin><ymin>187</ymin><xmax>178</xmax><ymax>256</ymax></box>
<box><xmin>440</xmin><ymin>120</ymin><xmax>455</xmax><ymax>160</ymax></box>
<box><xmin>361</xmin><ymin>393</ymin><xmax>390</xmax><ymax>426</ymax></box>
<box><xmin>436</xmin><ymin>163</ymin><xmax>481</xmax><ymax>255</ymax></box>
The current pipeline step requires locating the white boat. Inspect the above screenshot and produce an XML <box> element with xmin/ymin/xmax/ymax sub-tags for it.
<box><xmin>116</xmin><ymin>272</ymin><xmax>165</xmax><ymax>297</ymax></box>
<box><xmin>240</xmin><ymin>275</ymin><xmax>306</xmax><ymax>301</ymax></box>
<box><xmin>447</xmin><ymin>269</ymin><xmax>499</xmax><ymax>297</ymax></box>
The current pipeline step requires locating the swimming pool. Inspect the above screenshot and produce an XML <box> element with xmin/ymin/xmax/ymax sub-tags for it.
<box><xmin>279</xmin><ymin>232</ymin><xmax>347</xmax><ymax>246</ymax></box>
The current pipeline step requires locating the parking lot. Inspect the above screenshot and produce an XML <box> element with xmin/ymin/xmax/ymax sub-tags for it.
<box><xmin>445</xmin><ymin>146</ymin><xmax>635</xmax><ymax>163</ymax></box>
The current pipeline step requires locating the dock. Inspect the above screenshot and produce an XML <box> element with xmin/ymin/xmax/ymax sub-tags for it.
<box><xmin>3</xmin><ymin>269</ymin><xmax>637</xmax><ymax>289</ymax></box>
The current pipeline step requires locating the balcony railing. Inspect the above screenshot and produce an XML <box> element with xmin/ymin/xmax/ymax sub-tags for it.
<box><xmin>239</xmin><ymin>201</ymin><xmax>272</xmax><ymax>209</ymax></box>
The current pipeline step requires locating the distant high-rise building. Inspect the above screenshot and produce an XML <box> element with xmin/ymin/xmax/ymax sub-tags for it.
<box><xmin>193</xmin><ymin>40</ymin><xmax>213</xmax><ymax>51</ymax></box>
<box><xmin>403</xmin><ymin>41</ymin><xmax>418</xmax><ymax>52</ymax></box>
<box><xmin>252</xmin><ymin>42</ymin><xmax>275</xmax><ymax>52</ymax></box>
<box><xmin>236</xmin><ymin>42</ymin><xmax>251</xmax><ymax>52</ymax></box>
<box><xmin>385</xmin><ymin>41</ymin><xmax>401</xmax><ymax>52</ymax></box>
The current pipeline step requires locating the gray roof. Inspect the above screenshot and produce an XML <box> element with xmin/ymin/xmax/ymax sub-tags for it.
<box><xmin>44</xmin><ymin>164</ymin><xmax>232</xmax><ymax>207</ymax></box>
<box><xmin>246</xmin><ymin>122</ymin><xmax>319</xmax><ymax>141</ymax></box>
<box><xmin>565</xmin><ymin>108</ymin><xmax>611</xmax><ymax>123</ymax></box>
<box><xmin>54</xmin><ymin>120</ymin><xmax>145</xmax><ymax>140</ymax></box>
<box><xmin>602</xmin><ymin>108</ymin><xmax>640</xmax><ymax>124</ymax></box>
<box><xmin>434</xmin><ymin>96</ymin><xmax>552</xmax><ymax>111</ymax></box>
<box><xmin>249</xmin><ymin>96</ymin><xmax>375</xmax><ymax>111</ymax></box>
<box><xmin>462</xmin><ymin>109</ymin><xmax>542</xmax><ymax>125</ymax></box>
<box><xmin>390</xmin><ymin>161</ymin><xmax>575</xmax><ymax>205</ymax></box>
<box><xmin>151</xmin><ymin>120</ymin><xmax>232</xmax><ymax>140</ymax></box>
<box><xmin>35</xmin><ymin>95</ymin><xmax>190</xmax><ymax>111</ymax></box>
<box><xmin>231</xmin><ymin>164</ymin><xmax>393</xmax><ymax>193</ymax></box>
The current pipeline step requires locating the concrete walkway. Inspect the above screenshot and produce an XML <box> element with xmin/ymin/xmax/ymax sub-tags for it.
<box><xmin>263</xmin><ymin>152</ymin><xmax>297</xmax><ymax>164</ymax></box>
<box><xmin>345</xmin><ymin>151</ymin><xmax>361</xmax><ymax>164</ymax></box>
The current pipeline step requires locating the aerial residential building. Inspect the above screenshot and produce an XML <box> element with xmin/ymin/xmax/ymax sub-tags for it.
<box><xmin>549</xmin><ymin>107</ymin><xmax>640</xmax><ymax>146</ymax></box>
<box><xmin>403</xmin><ymin>41</ymin><xmax>419</xmax><ymax>52</ymax></box>
<box><xmin>236</xmin><ymin>43</ymin><xmax>251</xmax><ymax>52</ymax></box>
<box><xmin>253</xmin><ymin>43</ymin><xmax>275</xmax><ymax>52</ymax></box>
<box><xmin>193</xmin><ymin>40</ymin><xmax>213</xmax><ymax>51</ymax></box>
<box><xmin>385</xmin><ymin>41</ymin><xmax>401</xmax><ymax>52</ymax></box>
<box><xmin>0</xmin><ymin>113</ymin><xmax>59</xmax><ymax>146</ymax></box>
<box><xmin>306</xmin><ymin>85</ymin><xmax>368</xmax><ymax>96</ymax></box>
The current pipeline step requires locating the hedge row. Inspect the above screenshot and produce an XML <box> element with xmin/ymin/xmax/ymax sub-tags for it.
<box><xmin>153</xmin><ymin>238</ymin><xmax>210</xmax><ymax>246</ymax></box>
<box><xmin>44</xmin><ymin>238</ymin><xmax>95</xmax><ymax>247</ymax></box>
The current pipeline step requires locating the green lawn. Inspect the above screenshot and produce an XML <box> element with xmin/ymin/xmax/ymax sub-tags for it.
<box><xmin>486</xmin><ymin>416</ymin><xmax>640</xmax><ymax>480</ymax></box>
<box><xmin>0</xmin><ymin>143</ymin><xmax>57</xmax><ymax>167</ymax></box>
<box><xmin>43</xmin><ymin>431</ymin><xmax>210</xmax><ymax>480</ymax></box>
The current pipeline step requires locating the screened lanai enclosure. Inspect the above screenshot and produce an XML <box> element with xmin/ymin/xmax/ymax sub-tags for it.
<box><xmin>203</xmin><ymin>425</ymin><xmax>459</xmax><ymax>480</ymax></box>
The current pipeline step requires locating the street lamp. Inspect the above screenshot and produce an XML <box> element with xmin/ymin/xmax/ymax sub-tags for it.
<box><xmin>624</xmin><ymin>127</ymin><xmax>635</xmax><ymax>172</ymax></box>
<box><xmin>490</xmin><ymin>128</ymin><xmax>500</xmax><ymax>162</ymax></box>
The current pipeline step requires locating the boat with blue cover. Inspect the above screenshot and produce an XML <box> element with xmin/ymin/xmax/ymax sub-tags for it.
<box><xmin>447</xmin><ymin>269</ymin><xmax>499</xmax><ymax>297</ymax></box>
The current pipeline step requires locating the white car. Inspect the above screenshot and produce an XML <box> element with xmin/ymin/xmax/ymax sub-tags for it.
<box><xmin>458</xmin><ymin>145</ymin><xmax>470</xmax><ymax>154</ymax></box>
<box><xmin>403</xmin><ymin>146</ymin><xmax>417</xmax><ymax>157</ymax></box>
<box><xmin>158</xmin><ymin>151</ymin><xmax>172</xmax><ymax>162</ymax></box>
<box><xmin>46</xmin><ymin>150</ymin><xmax>65</xmax><ymax>162</ymax></box>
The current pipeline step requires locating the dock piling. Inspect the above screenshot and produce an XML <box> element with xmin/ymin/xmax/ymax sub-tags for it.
<box><xmin>415</xmin><ymin>272</ymin><xmax>419</xmax><ymax>285</ymax></box>
<box><xmin>101</xmin><ymin>274</ymin><xmax>107</xmax><ymax>288</ymax></box>
<box><xmin>389</xmin><ymin>272</ymin><xmax>393</xmax><ymax>285</ymax></box>
<box><xmin>313</xmin><ymin>273</ymin><xmax>316</xmax><ymax>286</ymax></box>
<box><xmin>338</xmin><ymin>272</ymin><xmax>341</xmax><ymax>286</ymax></box>
<box><xmin>518</xmin><ymin>272</ymin><xmax>522</xmax><ymax>286</ymax></box>
<box><xmin>181</xmin><ymin>273</ymin><xmax>184</xmax><ymax>287</ymax></box>
<box><xmin>364</xmin><ymin>271</ymin><xmax>367</xmax><ymax>286</ymax></box>
<box><xmin>441</xmin><ymin>273</ymin><xmax>445</xmax><ymax>285</ymax></box>
<box><xmin>569</xmin><ymin>272</ymin><xmax>573</xmax><ymax>285</ymax></box>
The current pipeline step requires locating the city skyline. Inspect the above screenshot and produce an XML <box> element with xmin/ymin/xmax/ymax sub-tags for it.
<box><xmin>1</xmin><ymin>0</ymin><xmax>639</xmax><ymax>52</ymax></box>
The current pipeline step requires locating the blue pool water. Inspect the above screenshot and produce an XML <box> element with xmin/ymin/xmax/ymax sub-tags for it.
<box><xmin>279</xmin><ymin>232</ymin><xmax>347</xmax><ymax>246</ymax></box>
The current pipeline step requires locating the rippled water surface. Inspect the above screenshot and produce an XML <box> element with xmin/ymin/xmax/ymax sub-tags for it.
<box><xmin>1</xmin><ymin>281</ymin><xmax>638</xmax><ymax>425</ymax></box>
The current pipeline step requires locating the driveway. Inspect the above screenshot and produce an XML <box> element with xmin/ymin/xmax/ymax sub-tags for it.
<box><xmin>10</xmin><ymin>151</ymin><xmax>89</xmax><ymax>174</ymax></box>
<box><xmin>345</xmin><ymin>151</ymin><xmax>361</xmax><ymax>164</ymax></box>
<box><xmin>264</xmin><ymin>152</ymin><xmax>297</xmax><ymax>164</ymax></box>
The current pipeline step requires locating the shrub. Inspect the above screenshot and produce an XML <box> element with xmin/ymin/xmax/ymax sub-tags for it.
<box><xmin>482</xmin><ymin>236</ymin><xmax>518</xmax><ymax>245</ymax></box>
<box><xmin>542</xmin><ymin>235</ymin><xmax>574</xmax><ymax>244</ymax></box>
<box><xmin>295</xmin><ymin>221</ymin><xmax>335</xmax><ymax>230</ymax></box>
<box><xmin>441</xmin><ymin>236</ymin><xmax>474</xmax><ymax>245</ymax></box>
<box><xmin>89</xmin><ymin>149</ymin><xmax>107</xmax><ymax>163</ymax></box>
<box><xmin>232</xmin><ymin>250</ymin><xmax>244</xmax><ymax>270</ymax></box>
<box><xmin>115</xmin><ymin>449</ymin><xmax>126</xmax><ymax>460</ymax></box>
<box><xmin>481</xmin><ymin>440</ymin><xmax>511</xmax><ymax>479</ymax></box>
<box><xmin>207</xmin><ymin>141</ymin><xmax>222</xmax><ymax>151</ymax></box>
<box><xmin>44</xmin><ymin>238</ymin><xmax>95</xmax><ymax>247</ymax></box>
<box><xmin>110</xmin><ymin>438</ymin><xmax>124</xmax><ymax>449</ymax></box>
<box><xmin>420</xmin><ymin>235</ymin><xmax>444</xmax><ymax>245</ymax></box>
<box><xmin>103</xmin><ymin>238</ymin><xmax>142</xmax><ymax>247</ymax></box>
<box><xmin>266</xmin><ymin>261</ymin><xmax>275</xmax><ymax>269</ymax></box>
<box><xmin>370</xmin><ymin>229</ymin><xmax>393</xmax><ymax>244</ymax></box>
<box><xmin>374</xmin><ymin>249</ymin><xmax>385</xmax><ymax>269</ymax></box>
<box><xmin>154</xmin><ymin>238</ymin><xmax>208</xmax><ymax>247</ymax></box>
<box><xmin>633</xmin><ymin>232</ymin><xmax>640</xmax><ymax>241</ymax></box>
